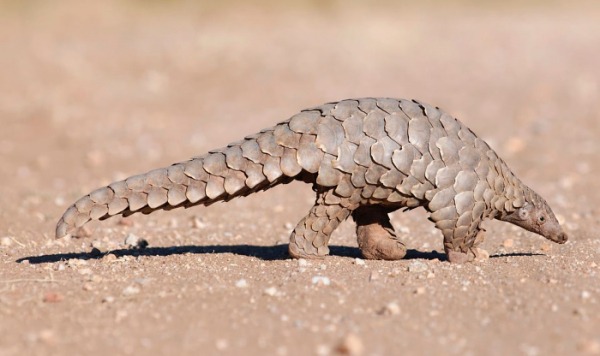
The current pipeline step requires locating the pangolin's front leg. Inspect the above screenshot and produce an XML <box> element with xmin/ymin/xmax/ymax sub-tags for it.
<box><xmin>288</xmin><ymin>189</ymin><xmax>354</xmax><ymax>259</ymax></box>
<box><xmin>429</xmin><ymin>203</ymin><xmax>487</xmax><ymax>263</ymax></box>
<box><xmin>352</xmin><ymin>206</ymin><xmax>407</xmax><ymax>260</ymax></box>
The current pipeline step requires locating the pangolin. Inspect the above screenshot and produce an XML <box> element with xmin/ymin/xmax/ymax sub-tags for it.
<box><xmin>56</xmin><ymin>98</ymin><xmax>568</xmax><ymax>263</ymax></box>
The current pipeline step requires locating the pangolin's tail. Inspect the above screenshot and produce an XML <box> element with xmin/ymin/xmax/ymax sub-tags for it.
<box><xmin>55</xmin><ymin>108</ymin><xmax>338</xmax><ymax>238</ymax></box>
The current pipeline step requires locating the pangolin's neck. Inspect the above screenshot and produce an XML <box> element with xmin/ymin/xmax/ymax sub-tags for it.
<box><xmin>492</xmin><ymin>160</ymin><xmax>529</xmax><ymax>218</ymax></box>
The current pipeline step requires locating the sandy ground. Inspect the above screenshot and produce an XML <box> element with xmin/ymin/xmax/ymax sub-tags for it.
<box><xmin>0</xmin><ymin>1</ymin><xmax>599</xmax><ymax>355</ymax></box>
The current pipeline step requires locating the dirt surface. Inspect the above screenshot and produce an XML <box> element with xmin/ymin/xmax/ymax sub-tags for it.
<box><xmin>1</xmin><ymin>1</ymin><xmax>599</xmax><ymax>355</ymax></box>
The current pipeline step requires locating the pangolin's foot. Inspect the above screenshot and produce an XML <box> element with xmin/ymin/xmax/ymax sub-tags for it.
<box><xmin>288</xmin><ymin>189</ymin><xmax>352</xmax><ymax>259</ymax></box>
<box><xmin>357</xmin><ymin>224</ymin><xmax>407</xmax><ymax>260</ymax></box>
<box><xmin>445</xmin><ymin>249</ymin><xmax>474</xmax><ymax>264</ymax></box>
<box><xmin>288</xmin><ymin>236</ymin><xmax>329</xmax><ymax>259</ymax></box>
<box><xmin>352</xmin><ymin>206</ymin><xmax>406</xmax><ymax>261</ymax></box>
<box><xmin>445</xmin><ymin>246</ymin><xmax>489</xmax><ymax>264</ymax></box>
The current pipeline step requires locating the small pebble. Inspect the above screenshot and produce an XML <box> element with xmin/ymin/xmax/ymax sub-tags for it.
<box><xmin>581</xmin><ymin>291</ymin><xmax>591</xmax><ymax>300</ymax></box>
<box><xmin>54</xmin><ymin>263</ymin><xmax>65</xmax><ymax>271</ymax></box>
<box><xmin>503</xmin><ymin>239</ymin><xmax>514</xmax><ymax>248</ymax></box>
<box><xmin>43</xmin><ymin>292</ymin><xmax>63</xmax><ymax>303</ymax></box>
<box><xmin>37</xmin><ymin>329</ymin><xmax>56</xmax><ymax>345</ymax></box>
<box><xmin>91</xmin><ymin>240</ymin><xmax>106</xmax><ymax>251</ymax></box>
<box><xmin>298</xmin><ymin>259</ymin><xmax>309</xmax><ymax>267</ymax></box>
<box><xmin>78</xmin><ymin>268</ymin><xmax>92</xmax><ymax>275</ymax></box>
<box><xmin>353</xmin><ymin>258</ymin><xmax>365</xmax><ymax>266</ymax></box>
<box><xmin>264</xmin><ymin>287</ymin><xmax>280</xmax><ymax>297</ymax></box>
<box><xmin>407</xmin><ymin>261</ymin><xmax>428</xmax><ymax>273</ymax></box>
<box><xmin>192</xmin><ymin>217</ymin><xmax>206</xmax><ymax>229</ymax></box>
<box><xmin>0</xmin><ymin>237</ymin><xmax>12</xmax><ymax>247</ymax></box>
<box><xmin>235</xmin><ymin>279</ymin><xmax>248</xmax><ymax>288</ymax></box>
<box><xmin>103</xmin><ymin>253</ymin><xmax>117</xmax><ymax>262</ymax></box>
<box><xmin>540</xmin><ymin>243</ymin><xmax>553</xmax><ymax>252</ymax></box>
<box><xmin>414</xmin><ymin>287</ymin><xmax>426</xmax><ymax>295</ymax></box>
<box><xmin>102</xmin><ymin>296</ymin><xmax>115</xmax><ymax>303</ymax></box>
<box><xmin>122</xmin><ymin>285</ymin><xmax>140</xmax><ymax>296</ymax></box>
<box><xmin>504</xmin><ymin>137</ymin><xmax>525</xmax><ymax>154</ymax></box>
<box><xmin>118</xmin><ymin>218</ymin><xmax>134</xmax><ymax>227</ymax></box>
<box><xmin>316</xmin><ymin>344</ymin><xmax>330</xmax><ymax>356</ymax></box>
<box><xmin>378</xmin><ymin>302</ymin><xmax>401</xmax><ymax>316</ymax></box>
<box><xmin>335</xmin><ymin>333</ymin><xmax>364</xmax><ymax>355</ymax></box>
<box><xmin>67</xmin><ymin>258</ymin><xmax>88</xmax><ymax>267</ymax></box>
<box><xmin>312</xmin><ymin>276</ymin><xmax>331</xmax><ymax>286</ymax></box>
<box><xmin>215</xmin><ymin>339</ymin><xmax>228</xmax><ymax>351</ymax></box>
<box><xmin>124</xmin><ymin>233</ymin><xmax>148</xmax><ymax>249</ymax></box>
<box><xmin>573</xmin><ymin>308</ymin><xmax>585</xmax><ymax>317</ymax></box>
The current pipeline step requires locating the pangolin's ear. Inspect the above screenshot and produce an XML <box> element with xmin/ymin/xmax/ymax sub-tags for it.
<box><xmin>518</xmin><ymin>203</ymin><xmax>532</xmax><ymax>220</ymax></box>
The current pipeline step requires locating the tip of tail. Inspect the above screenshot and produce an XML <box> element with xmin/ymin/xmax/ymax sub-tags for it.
<box><xmin>55</xmin><ymin>218</ymin><xmax>72</xmax><ymax>239</ymax></box>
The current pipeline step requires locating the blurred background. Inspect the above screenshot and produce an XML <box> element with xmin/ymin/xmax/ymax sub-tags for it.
<box><xmin>2</xmin><ymin>0</ymin><xmax>599</xmax><ymax>241</ymax></box>
<box><xmin>1</xmin><ymin>0</ymin><xmax>599</xmax><ymax>185</ymax></box>
<box><xmin>0</xmin><ymin>1</ymin><xmax>599</xmax><ymax>355</ymax></box>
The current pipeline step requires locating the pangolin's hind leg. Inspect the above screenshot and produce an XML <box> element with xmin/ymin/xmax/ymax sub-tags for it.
<box><xmin>288</xmin><ymin>190</ymin><xmax>353</xmax><ymax>259</ymax></box>
<box><xmin>352</xmin><ymin>206</ymin><xmax>407</xmax><ymax>260</ymax></box>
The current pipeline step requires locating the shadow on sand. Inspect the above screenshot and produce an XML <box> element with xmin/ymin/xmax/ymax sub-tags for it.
<box><xmin>15</xmin><ymin>244</ymin><xmax>480</xmax><ymax>264</ymax></box>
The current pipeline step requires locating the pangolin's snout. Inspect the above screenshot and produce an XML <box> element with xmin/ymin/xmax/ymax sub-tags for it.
<box><xmin>554</xmin><ymin>232</ymin><xmax>568</xmax><ymax>244</ymax></box>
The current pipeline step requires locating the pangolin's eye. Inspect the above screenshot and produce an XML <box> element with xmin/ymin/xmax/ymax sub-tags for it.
<box><xmin>539</xmin><ymin>216</ymin><xmax>545</xmax><ymax>222</ymax></box>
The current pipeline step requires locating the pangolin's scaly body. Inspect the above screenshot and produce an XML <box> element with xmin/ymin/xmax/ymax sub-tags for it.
<box><xmin>56</xmin><ymin>98</ymin><xmax>567</xmax><ymax>263</ymax></box>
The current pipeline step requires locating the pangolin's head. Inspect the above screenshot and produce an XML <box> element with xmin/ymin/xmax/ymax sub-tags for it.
<box><xmin>502</xmin><ymin>189</ymin><xmax>568</xmax><ymax>244</ymax></box>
